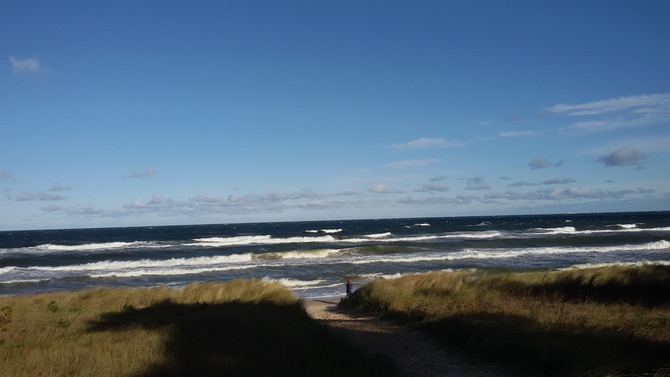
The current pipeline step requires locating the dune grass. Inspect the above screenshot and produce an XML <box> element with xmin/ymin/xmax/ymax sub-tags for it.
<box><xmin>0</xmin><ymin>279</ymin><xmax>393</xmax><ymax>376</ymax></box>
<box><xmin>342</xmin><ymin>265</ymin><xmax>670</xmax><ymax>376</ymax></box>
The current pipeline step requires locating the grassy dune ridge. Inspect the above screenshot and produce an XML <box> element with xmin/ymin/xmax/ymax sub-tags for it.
<box><xmin>0</xmin><ymin>279</ymin><xmax>393</xmax><ymax>376</ymax></box>
<box><xmin>342</xmin><ymin>265</ymin><xmax>670</xmax><ymax>376</ymax></box>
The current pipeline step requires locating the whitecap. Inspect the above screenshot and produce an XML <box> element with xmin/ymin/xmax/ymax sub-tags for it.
<box><xmin>262</xmin><ymin>277</ymin><xmax>325</xmax><ymax>288</ymax></box>
<box><xmin>190</xmin><ymin>235</ymin><xmax>336</xmax><ymax>247</ymax></box>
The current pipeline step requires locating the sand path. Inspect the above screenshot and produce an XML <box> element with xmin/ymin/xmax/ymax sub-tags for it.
<box><xmin>304</xmin><ymin>299</ymin><xmax>512</xmax><ymax>377</ymax></box>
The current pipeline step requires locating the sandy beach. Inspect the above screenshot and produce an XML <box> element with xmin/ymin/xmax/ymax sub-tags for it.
<box><xmin>304</xmin><ymin>299</ymin><xmax>511</xmax><ymax>377</ymax></box>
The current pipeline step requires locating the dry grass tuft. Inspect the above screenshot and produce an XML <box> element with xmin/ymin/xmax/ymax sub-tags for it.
<box><xmin>343</xmin><ymin>265</ymin><xmax>670</xmax><ymax>376</ymax></box>
<box><xmin>1</xmin><ymin>279</ymin><xmax>393</xmax><ymax>376</ymax></box>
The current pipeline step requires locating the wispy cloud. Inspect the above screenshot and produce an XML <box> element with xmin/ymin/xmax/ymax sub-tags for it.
<box><xmin>466</xmin><ymin>176</ymin><xmax>491</xmax><ymax>190</ymax></box>
<box><xmin>384</xmin><ymin>159</ymin><xmax>440</xmax><ymax>169</ymax></box>
<box><xmin>391</xmin><ymin>137</ymin><xmax>465</xmax><ymax>151</ymax></box>
<box><xmin>12</xmin><ymin>191</ymin><xmax>67</xmax><ymax>201</ymax></box>
<box><xmin>0</xmin><ymin>171</ymin><xmax>14</xmax><ymax>180</ymax></box>
<box><xmin>47</xmin><ymin>184</ymin><xmax>72</xmax><ymax>192</ymax></box>
<box><xmin>583</xmin><ymin>135</ymin><xmax>670</xmax><ymax>156</ymax></box>
<box><xmin>398</xmin><ymin>186</ymin><xmax>659</xmax><ymax>209</ymax></box>
<box><xmin>10</xmin><ymin>56</ymin><xmax>43</xmax><ymax>75</ymax></box>
<box><xmin>486</xmin><ymin>187</ymin><xmax>652</xmax><ymax>202</ymax></box>
<box><xmin>509</xmin><ymin>177</ymin><xmax>575</xmax><ymax>187</ymax></box>
<box><xmin>126</xmin><ymin>195</ymin><xmax>183</xmax><ymax>210</ymax></box>
<box><xmin>10</xmin><ymin>184</ymin><xmax>71</xmax><ymax>202</ymax></box>
<box><xmin>498</xmin><ymin>130</ymin><xmax>538</xmax><ymax>138</ymax></box>
<box><xmin>415</xmin><ymin>184</ymin><xmax>450</xmax><ymax>193</ymax></box>
<box><xmin>369</xmin><ymin>184</ymin><xmax>400</xmax><ymax>194</ymax></box>
<box><xmin>546</xmin><ymin>93</ymin><xmax>670</xmax><ymax>116</ymax></box>
<box><xmin>131</xmin><ymin>167</ymin><xmax>157</xmax><ymax>178</ymax></box>
<box><xmin>543</xmin><ymin>177</ymin><xmax>576</xmax><ymax>185</ymax></box>
<box><xmin>545</xmin><ymin>93</ymin><xmax>670</xmax><ymax>133</ymax></box>
<box><xmin>598</xmin><ymin>148</ymin><xmax>646</xmax><ymax>167</ymax></box>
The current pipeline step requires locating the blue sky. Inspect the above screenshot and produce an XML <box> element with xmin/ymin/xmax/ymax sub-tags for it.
<box><xmin>2</xmin><ymin>1</ymin><xmax>669</xmax><ymax>230</ymax></box>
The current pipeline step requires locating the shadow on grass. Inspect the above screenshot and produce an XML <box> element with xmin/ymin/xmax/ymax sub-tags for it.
<box><xmin>88</xmin><ymin>301</ymin><xmax>394</xmax><ymax>377</ymax></box>
<box><xmin>423</xmin><ymin>312</ymin><xmax>670</xmax><ymax>376</ymax></box>
<box><xmin>502</xmin><ymin>265</ymin><xmax>670</xmax><ymax>306</ymax></box>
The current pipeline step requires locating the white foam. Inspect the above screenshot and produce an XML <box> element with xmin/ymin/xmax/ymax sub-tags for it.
<box><xmin>358</xmin><ymin>272</ymin><xmax>406</xmax><ymax>280</ymax></box>
<box><xmin>348</xmin><ymin>254</ymin><xmax>450</xmax><ymax>265</ymax></box>
<box><xmin>345</xmin><ymin>231</ymin><xmax>502</xmax><ymax>244</ymax></box>
<box><xmin>90</xmin><ymin>264</ymin><xmax>256</xmax><ymax>278</ymax></box>
<box><xmin>0</xmin><ymin>277</ymin><xmax>46</xmax><ymax>284</ymax></box>
<box><xmin>472</xmin><ymin>221</ymin><xmax>492</xmax><ymax>227</ymax></box>
<box><xmin>305</xmin><ymin>229</ymin><xmax>342</xmax><ymax>234</ymax></box>
<box><xmin>531</xmin><ymin>226</ymin><xmax>670</xmax><ymax>236</ymax></box>
<box><xmin>562</xmin><ymin>260</ymin><xmax>670</xmax><ymax>270</ymax></box>
<box><xmin>190</xmin><ymin>235</ymin><xmax>336</xmax><ymax>247</ymax></box>
<box><xmin>36</xmin><ymin>241</ymin><xmax>157</xmax><ymax>252</ymax></box>
<box><xmin>321</xmin><ymin>229</ymin><xmax>343</xmax><ymax>234</ymax></box>
<box><xmin>278</xmin><ymin>249</ymin><xmax>338</xmax><ymax>259</ymax></box>
<box><xmin>457</xmin><ymin>240</ymin><xmax>670</xmax><ymax>260</ymax></box>
<box><xmin>364</xmin><ymin>232</ymin><xmax>392</xmax><ymax>239</ymax></box>
<box><xmin>31</xmin><ymin>253</ymin><xmax>254</xmax><ymax>272</ymax></box>
<box><xmin>263</xmin><ymin>277</ymin><xmax>325</xmax><ymax>288</ymax></box>
<box><xmin>345</xmin><ymin>240</ymin><xmax>670</xmax><ymax>265</ymax></box>
<box><xmin>532</xmin><ymin>226</ymin><xmax>577</xmax><ymax>235</ymax></box>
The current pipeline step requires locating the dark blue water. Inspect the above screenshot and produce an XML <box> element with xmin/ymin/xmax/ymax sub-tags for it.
<box><xmin>1</xmin><ymin>212</ymin><xmax>669</xmax><ymax>299</ymax></box>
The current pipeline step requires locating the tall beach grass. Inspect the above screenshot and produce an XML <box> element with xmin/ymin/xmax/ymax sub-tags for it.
<box><xmin>1</xmin><ymin>279</ymin><xmax>393</xmax><ymax>376</ymax></box>
<box><xmin>343</xmin><ymin>264</ymin><xmax>670</xmax><ymax>376</ymax></box>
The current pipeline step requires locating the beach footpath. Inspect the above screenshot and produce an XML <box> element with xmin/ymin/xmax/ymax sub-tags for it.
<box><xmin>305</xmin><ymin>299</ymin><xmax>511</xmax><ymax>377</ymax></box>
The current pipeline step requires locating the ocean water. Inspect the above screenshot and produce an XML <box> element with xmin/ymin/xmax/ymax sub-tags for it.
<box><xmin>1</xmin><ymin>212</ymin><xmax>669</xmax><ymax>299</ymax></box>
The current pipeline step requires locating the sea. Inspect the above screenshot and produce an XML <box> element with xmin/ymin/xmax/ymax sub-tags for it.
<box><xmin>1</xmin><ymin>211</ymin><xmax>669</xmax><ymax>299</ymax></box>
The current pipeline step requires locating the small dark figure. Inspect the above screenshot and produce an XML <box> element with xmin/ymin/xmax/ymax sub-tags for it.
<box><xmin>346</xmin><ymin>279</ymin><xmax>353</xmax><ymax>296</ymax></box>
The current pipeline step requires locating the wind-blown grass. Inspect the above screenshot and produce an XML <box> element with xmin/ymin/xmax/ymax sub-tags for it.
<box><xmin>342</xmin><ymin>265</ymin><xmax>670</xmax><ymax>376</ymax></box>
<box><xmin>0</xmin><ymin>279</ymin><xmax>393</xmax><ymax>376</ymax></box>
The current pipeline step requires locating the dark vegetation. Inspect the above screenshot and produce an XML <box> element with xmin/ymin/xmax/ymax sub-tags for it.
<box><xmin>342</xmin><ymin>265</ymin><xmax>670</xmax><ymax>376</ymax></box>
<box><xmin>0</xmin><ymin>279</ymin><xmax>394</xmax><ymax>376</ymax></box>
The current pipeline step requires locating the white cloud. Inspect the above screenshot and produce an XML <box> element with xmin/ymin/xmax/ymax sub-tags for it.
<box><xmin>564</xmin><ymin>117</ymin><xmax>660</xmax><ymax>133</ymax></box>
<box><xmin>509</xmin><ymin>181</ymin><xmax>536</xmax><ymax>187</ymax></box>
<box><xmin>583</xmin><ymin>135</ymin><xmax>670</xmax><ymax>156</ymax></box>
<box><xmin>456</xmin><ymin>192</ymin><xmax>478</xmax><ymax>202</ymax></box>
<box><xmin>369</xmin><ymin>184</ymin><xmax>395</xmax><ymax>193</ymax></box>
<box><xmin>546</xmin><ymin>93</ymin><xmax>670</xmax><ymax>133</ymax></box>
<box><xmin>10</xmin><ymin>184</ymin><xmax>71</xmax><ymax>201</ymax></box>
<box><xmin>543</xmin><ymin>177</ymin><xmax>576</xmax><ymax>185</ymax></box>
<box><xmin>598</xmin><ymin>148</ymin><xmax>646</xmax><ymax>167</ymax></box>
<box><xmin>47</xmin><ymin>184</ymin><xmax>72</xmax><ymax>192</ymax></box>
<box><xmin>131</xmin><ymin>167</ymin><xmax>157</xmax><ymax>178</ymax></box>
<box><xmin>10</xmin><ymin>56</ymin><xmax>42</xmax><ymax>74</ymax></box>
<box><xmin>498</xmin><ymin>131</ymin><xmax>538</xmax><ymax>138</ymax></box>
<box><xmin>485</xmin><ymin>187</ymin><xmax>652</xmax><ymax>202</ymax></box>
<box><xmin>12</xmin><ymin>191</ymin><xmax>67</xmax><ymax>201</ymax></box>
<box><xmin>529</xmin><ymin>157</ymin><xmax>563</xmax><ymax>170</ymax></box>
<box><xmin>546</xmin><ymin>93</ymin><xmax>670</xmax><ymax>116</ymax></box>
<box><xmin>509</xmin><ymin>177</ymin><xmax>575</xmax><ymax>187</ymax></box>
<box><xmin>415</xmin><ymin>184</ymin><xmax>450</xmax><ymax>193</ymax></box>
<box><xmin>466</xmin><ymin>176</ymin><xmax>491</xmax><ymax>190</ymax></box>
<box><xmin>391</xmin><ymin>137</ymin><xmax>465</xmax><ymax>151</ymax></box>
<box><xmin>384</xmin><ymin>159</ymin><xmax>440</xmax><ymax>169</ymax></box>
<box><xmin>125</xmin><ymin>195</ymin><xmax>181</xmax><ymax>210</ymax></box>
